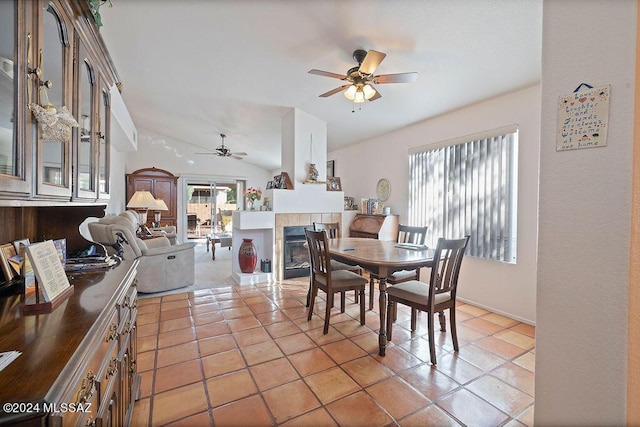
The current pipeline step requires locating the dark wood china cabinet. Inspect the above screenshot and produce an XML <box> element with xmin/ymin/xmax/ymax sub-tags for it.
<box><xmin>0</xmin><ymin>2</ymin><xmax>139</xmax><ymax>425</ymax></box>
<box><xmin>0</xmin><ymin>0</ymin><xmax>120</xmax><ymax>250</ymax></box>
<box><xmin>0</xmin><ymin>0</ymin><xmax>116</xmax><ymax>204</ymax></box>
<box><xmin>126</xmin><ymin>167</ymin><xmax>178</xmax><ymax>229</ymax></box>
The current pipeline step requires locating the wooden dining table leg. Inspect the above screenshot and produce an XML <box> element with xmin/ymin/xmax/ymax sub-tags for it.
<box><xmin>378</xmin><ymin>276</ymin><xmax>388</xmax><ymax>356</ymax></box>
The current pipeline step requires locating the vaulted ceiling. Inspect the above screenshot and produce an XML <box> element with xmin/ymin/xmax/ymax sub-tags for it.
<box><xmin>99</xmin><ymin>0</ymin><xmax>541</xmax><ymax>171</ymax></box>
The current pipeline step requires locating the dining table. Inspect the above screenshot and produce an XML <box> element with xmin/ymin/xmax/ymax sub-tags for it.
<box><xmin>327</xmin><ymin>237</ymin><xmax>435</xmax><ymax>356</ymax></box>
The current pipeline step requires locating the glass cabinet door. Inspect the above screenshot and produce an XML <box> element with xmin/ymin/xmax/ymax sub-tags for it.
<box><xmin>75</xmin><ymin>45</ymin><xmax>95</xmax><ymax>199</ymax></box>
<box><xmin>36</xmin><ymin>1</ymin><xmax>72</xmax><ymax>198</ymax></box>
<box><xmin>0</xmin><ymin>0</ymin><xmax>31</xmax><ymax>197</ymax></box>
<box><xmin>0</xmin><ymin>2</ymin><xmax>17</xmax><ymax>178</ymax></box>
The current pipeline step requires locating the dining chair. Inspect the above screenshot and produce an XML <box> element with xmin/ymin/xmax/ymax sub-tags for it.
<box><xmin>386</xmin><ymin>235</ymin><xmax>470</xmax><ymax>365</ymax></box>
<box><xmin>313</xmin><ymin>222</ymin><xmax>363</xmax><ymax>310</ymax></box>
<box><xmin>370</xmin><ymin>224</ymin><xmax>428</xmax><ymax>313</ymax></box>
<box><xmin>305</xmin><ymin>229</ymin><xmax>368</xmax><ymax>334</ymax></box>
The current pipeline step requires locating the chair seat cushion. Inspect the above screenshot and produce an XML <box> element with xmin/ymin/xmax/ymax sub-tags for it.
<box><xmin>317</xmin><ymin>269</ymin><xmax>368</xmax><ymax>290</ymax></box>
<box><xmin>330</xmin><ymin>259</ymin><xmax>361</xmax><ymax>272</ymax></box>
<box><xmin>387</xmin><ymin>280</ymin><xmax>451</xmax><ymax>307</ymax></box>
<box><xmin>388</xmin><ymin>269</ymin><xmax>419</xmax><ymax>283</ymax></box>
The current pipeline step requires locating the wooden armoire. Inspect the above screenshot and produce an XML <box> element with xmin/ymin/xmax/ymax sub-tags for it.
<box><xmin>126</xmin><ymin>167</ymin><xmax>178</xmax><ymax>230</ymax></box>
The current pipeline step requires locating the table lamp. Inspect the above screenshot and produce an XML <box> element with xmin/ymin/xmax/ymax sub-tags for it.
<box><xmin>153</xmin><ymin>198</ymin><xmax>169</xmax><ymax>227</ymax></box>
<box><xmin>126</xmin><ymin>190</ymin><xmax>157</xmax><ymax>227</ymax></box>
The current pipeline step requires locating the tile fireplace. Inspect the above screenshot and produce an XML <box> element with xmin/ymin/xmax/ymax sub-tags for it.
<box><xmin>283</xmin><ymin>225</ymin><xmax>312</xmax><ymax>279</ymax></box>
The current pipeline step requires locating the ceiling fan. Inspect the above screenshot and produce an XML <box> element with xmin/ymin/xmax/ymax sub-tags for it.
<box><xmin>195</xmin><ymin>133</ymin><xmax>247</xmax><ymax>159</ymax></box>
<box><xmin>309</xmin><ymin>49</ymin><xmax>417</xmax><ymax>103</ymax></box>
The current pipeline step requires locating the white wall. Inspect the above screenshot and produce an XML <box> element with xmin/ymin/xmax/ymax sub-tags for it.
<box><xmin>271</xmin><ymin>108</ymin><xmax>343</xmax><ymax>213</ymax></box>
<box><xmin>535</xmin><ymin>1</ymin><xmax>636</xmax><ymax>425</ymax></box>
<box><xmin>107</xmin><ymin>146</ymin><xmax>127</xmax><ymax>214</ymax></box>
<box><xmin>330</xmin><ymin>85</ymin><xmax>541</xmax><ymax>324</ymax></box>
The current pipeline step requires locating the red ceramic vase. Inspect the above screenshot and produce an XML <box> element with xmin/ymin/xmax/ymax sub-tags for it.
<box><xmin>238</xmin><ymin>238</ymin><xmax>257</xmax><ymax>273</ymax></box>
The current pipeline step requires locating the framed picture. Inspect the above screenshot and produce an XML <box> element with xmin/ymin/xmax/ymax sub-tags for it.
<box><xmin>327</xmin><ymin>177</ymin><xmax>342</xmax><ymax>191</ymax></box>
<box><xmin>327</xmin><ymin>160</ymin><xmax>335</xmax><ymax>178</ymax></box>
<box><xmin>344</xmin><ymin>196</ymin><xmax>355</xmax><ymax>210</ymax></box>
<box><xmin>273</xmin><ymin>175</ymin><xmax>283</xmax><ymax>189</ymax></box>
<box><xmin>0</xmin><ymin>243</ymin><xmax>17</xmax><ymax>281</ymax></box>
<box><xmin>13</xmin><ymin>238</ymin><xmax>30</xmax><ymax>253</ymax></box>
<box><xmin>266</xmin><ymin>180</ymin><xmax>274</xmax><ymax>189</ymax></box>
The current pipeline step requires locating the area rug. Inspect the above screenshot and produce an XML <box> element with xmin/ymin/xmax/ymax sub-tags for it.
<box><xmin>138</xmin><ymin>239</ymin><xmax>235</xmax><ymax>299</ymax></box>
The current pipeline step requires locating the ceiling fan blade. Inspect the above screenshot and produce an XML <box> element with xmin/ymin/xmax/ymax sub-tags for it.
<box><xmin>368</xmin><ymin>86</ymin><xmax>382</xmax><ymax>101</ymax></box>
<box><xmin>195</xmin><ymin>152</ymin><xmax>216</xmax><ymax>155</ymax></box>
<box><xmin>374</xmin><ymin>72</ymin><xmax>418</xmax><ymax>84</ymax></box>
<box><xmin>231</xmin><ymin>155</ymin><xmax>244</xmax><ymax>160</ymax></box>
<box><xmin>308</xmin><ymin>69</ymin><xmax>347</xmax><ymax>80</ymax></box>
<box><xmin>231</xmin><ymin>152</ymin><xmax>248</xmax><ymax>156</ymax></box>
<box><xmin>359</xmin><ymin>50</ymin><xmax>386</xmax><ymax>75</ymax></box>
<box><xmin>319</xmin><ymin>84</ymin><xmax>351</xmax><ymax>97</ymax></box>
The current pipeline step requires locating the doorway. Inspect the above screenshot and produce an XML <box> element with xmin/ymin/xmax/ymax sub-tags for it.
<box><xmin>185</xmin><ymin>180</ymin><xmax>239</xmax><ymax>240</ymax></box>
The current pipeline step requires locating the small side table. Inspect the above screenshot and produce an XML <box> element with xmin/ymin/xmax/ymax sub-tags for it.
<box><xmin>206</xmin><ymin>233</ymin><xmax>232</xmax><ymax>260</ymax></box>
<box><xmin>206</xmin><ymin>235</ymin><xmax>221</xmax><ymax>260</ymax></box>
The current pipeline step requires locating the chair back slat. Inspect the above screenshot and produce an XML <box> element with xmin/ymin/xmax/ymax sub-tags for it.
<box><xmin>313</xmin><ymin>222</ymin><xmax>340</xmax><ymax>239</ymax></box>
<box><xmin>305</xmin><ymin>229</ymin><xmax>331</xmax><ymax>278</ymax></box>
<box><xmin>430</xmin><ymin>236</ymin><xmax>470</xmax><ymax>302</ymax></box>
<box><xmin>397</xmin><ymin>224</ymin><xmax>428</xmax><ymax>245</ymax></box>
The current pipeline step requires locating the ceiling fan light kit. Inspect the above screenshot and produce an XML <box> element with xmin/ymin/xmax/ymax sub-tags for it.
<box><xmin>309</xmin><ymin>48</ymin><xmax>417</xmax><ymax>109</ymax></box>
<box><xmin>344</xmin><ymin>83</ymin><xmax>376</xmax><ymax>103</ymax></box>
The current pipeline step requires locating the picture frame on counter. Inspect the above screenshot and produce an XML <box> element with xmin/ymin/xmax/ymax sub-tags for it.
<box><xmin>344</xmin><ymin>196</ymin><xmax>355</xmax><ymax>210</ymax></box>
<box><xmin>327</xmin><ymin>177</ymin><xmax>342</xmax><ymax>191</ymax></box>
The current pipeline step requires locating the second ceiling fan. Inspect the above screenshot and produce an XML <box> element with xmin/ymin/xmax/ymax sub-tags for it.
<box><xmin>309</xmin><ymin>49</ymin><xmax>417</xmax><ymax>103</ymax></box>
<box><xmin>195</xmin><ymin>134</ymin><xmax>247</xmax><ymax>160</ymax></box>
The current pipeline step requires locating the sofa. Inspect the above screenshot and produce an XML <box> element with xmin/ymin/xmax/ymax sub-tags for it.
<box><xmin>88</xmin><ymin>212</ymin><xmax>196</xmax><ymax>293</ymax></box>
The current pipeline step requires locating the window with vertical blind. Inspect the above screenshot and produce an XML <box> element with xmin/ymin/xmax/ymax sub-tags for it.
<box><xmin>408</xmin><ymin>127</ymin><xmax>518</xmax><ymax>263</ymax></box>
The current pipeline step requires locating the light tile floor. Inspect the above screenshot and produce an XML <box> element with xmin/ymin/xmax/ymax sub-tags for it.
<box><xmin>132</xmin><ymin>278</ymin><xmax>535</xmax><ymax>426</ymax></box>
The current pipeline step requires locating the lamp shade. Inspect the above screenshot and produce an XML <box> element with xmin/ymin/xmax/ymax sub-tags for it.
<box><xmin>126</xmin><ymin>191</ymin><xmax>157</xmax><ymax>209</ymax></box>
<box><xmin>363</xmin><ymin>84</ymin><xmax>376</xmax><ymax>100</ymax></box>
<box><xmin>344</xmin><ymin>85</ymin><xmax>357</xmax><ymax>100</ymax></box>
<box><xmin>155</xmin><ymin>198</ymin><xmax>169</xmax><ymax>211</ymax></box>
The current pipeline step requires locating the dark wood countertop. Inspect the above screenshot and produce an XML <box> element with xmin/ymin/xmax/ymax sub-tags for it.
<box><xmin>0</xmin><ymin>260</ymin><xmax>137</xmax><ymax>405</ymax></box>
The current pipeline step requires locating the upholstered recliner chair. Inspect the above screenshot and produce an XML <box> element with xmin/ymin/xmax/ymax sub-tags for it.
<box><xmin>121</xmin><ymin>210</ymin><xmax>178</xmax><ymax>245</ymax></box>
<box><xmin>88</xmin><ymin>213</ymin><xmax>196</xmax><ymax>293</ymax></box>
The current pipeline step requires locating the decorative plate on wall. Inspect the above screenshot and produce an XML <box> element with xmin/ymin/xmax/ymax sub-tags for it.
<box><xmin>376</xmin><ymin>178</ymin><xmax>391</xmax><ymax>202</ymax></box>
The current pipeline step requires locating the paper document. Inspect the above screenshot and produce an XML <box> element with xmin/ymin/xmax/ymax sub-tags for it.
<box><xmin>395</xmin><ymin>243</ymin><xmax>428</xmax><ymax>250</ymax></box>
<box><xmin>0</xmin><ymin>351</ymin><xmax>21</xmax><ymax>372</ymax></box>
